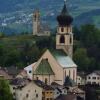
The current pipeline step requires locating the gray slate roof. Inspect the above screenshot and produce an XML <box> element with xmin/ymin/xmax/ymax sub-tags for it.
<box><xmin>50</xmin><ymin>49</ymin><xmax>77</xmax><ymax>68</ymax></box>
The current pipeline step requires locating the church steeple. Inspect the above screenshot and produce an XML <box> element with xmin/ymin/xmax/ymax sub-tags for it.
<box><xmin>56</xmin><ymin>0</ymin><xmax>73</xmax><ymax>58</ymax></box>
<box><xmin>57</xmin><ymin>0</ymin><xmax>73</xmax><ymax>26</ymax></box>
<box><xmin>61</xmin><ymin>0</ymin><xmax>68</xmax><ymax>14</ymax></box>
<box><xmin>33</xmin><ymin>9</ymin><xmax>40</xmax><ymax>35</ymax></box>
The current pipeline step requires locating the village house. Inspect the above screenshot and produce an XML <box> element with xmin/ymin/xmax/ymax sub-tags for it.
<box><xmin>77</xmin><ymin>72</ymin><xmax>86</xmax><ymax>86</ymax></box>
<box><xmin>86</xmin><ymin>71</ymin><xmax>100</xmax><ymax>85</ymax></box>
<box><xmin>10</xmin><ymin>78</ymin><xmax>42</xmax><ymax>100</ymax></box>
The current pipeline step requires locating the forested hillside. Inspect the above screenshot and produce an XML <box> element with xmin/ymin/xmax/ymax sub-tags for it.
<box><xmin>0</xmin><ymin>0</ymin><xmax>100</xmax><ymax>34</ymax></box>
<box><xmin>0</xmin><ymin>24</ymin><xmax>100</xmax><ymax>72</ymax></box>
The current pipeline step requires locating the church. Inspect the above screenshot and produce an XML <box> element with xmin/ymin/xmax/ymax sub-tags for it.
<box><xmin>33</xmin><ymin>9</ymin><xmax>50</xmax><ymax>36</ymax></box>
<box><xmin>25</xmin><ymin>1</ymin><xmax>77</xmax><ymax>85</ymax></box>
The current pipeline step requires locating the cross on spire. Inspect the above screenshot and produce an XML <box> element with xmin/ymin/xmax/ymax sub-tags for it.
<box><xmin>64</xmin><ymin>0</ymin><xmax>67</xmax><ymax>2</ymax></box>
<box><xmin>61</xmin><ymin>0</ymin><xmax>68</xmax><ymax>15</ymax></box>
<box><xmin>64</xmin><ymin>0</ymin><xmax>67</xmax><ymax>3</ymax></box>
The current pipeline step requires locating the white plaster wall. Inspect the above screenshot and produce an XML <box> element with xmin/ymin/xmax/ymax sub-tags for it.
<box><xmin>57</xmin><ymin>26</ymin><xmax>72</xmax><ymax>34</ymax></box>
<box><xmin>11</xmin><ymin>82</ymin><xmax>42</xmax><ymax>100</ymax></box>
<box><xmin>33</xmin><ymin>50</ymin><xmax>64</xmax><ymax>85</ymax></box>
<box><xmin>33</xmin><ymin>75</ymin><xmax>55</xmax><ymax>85</ymax></box>
<box><xmin>86</xmin><ymin>73</ymin><xmax>100</xmax><ymax>85</ymax></box>
<box><xmin>64</xmin><ymin>67</ymin><xmax>77</xmax><ymax>82</ymax></box>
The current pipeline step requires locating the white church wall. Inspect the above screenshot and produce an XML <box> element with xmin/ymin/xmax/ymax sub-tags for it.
<box><xmin>33</xmin><ymin>50</ymin><xmax>64</xmax><ymax>85</ymax></box>
<box><xmin>64</xmin><ymin>67</ymin><xmax>77</xmax><ymax>82</ymax></box>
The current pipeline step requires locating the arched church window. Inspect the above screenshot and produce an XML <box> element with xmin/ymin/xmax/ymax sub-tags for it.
<box><xmin>73</xmin><ymin>70</ymin><xmax>75</xmax><ymax>81</ymax></box>
<box><xmin>69</xmin><ymin>70</ymin><xmax>71</xmax><ymax>77</ymax></box>
<box><xmin>70</xmin><ymin>36</ymin><xmax>72</xmax><ymax>44</ymax></box>
<box><xmin>60</xmin><ymin>35</ymin><xmax>65</xmax><ymax>43</ymax></box>
<box><xmin>45</xmin><ymin>78</ymin><xmax>48</xmax><ymax>84</ymax></box>
<box><xmin>65</xmin><ymin>70</ymin><xmax>66</xmax><ymax>78</ymax></box>
<box><xmin>61</xmin><ymin>27</ymin><xmax>64</xmax><ymax>32</ymax></box>
<box><xmin>34</xmin><ymin>14</ymin><xmax>36</xmax><ymax>21</ymax></box>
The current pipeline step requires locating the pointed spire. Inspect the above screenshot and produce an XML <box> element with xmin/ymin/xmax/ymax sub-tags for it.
<box><xmin>61</xmin><ymin>0</ymin><xmax>68</xmax><ymax>15</ymax></box>
<box><xmin>57</xmin><ymin>0</ymin><xmax>73</xmax><ymax>26</ymax></box>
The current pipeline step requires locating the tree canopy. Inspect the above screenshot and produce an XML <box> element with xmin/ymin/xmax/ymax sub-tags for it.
<box><xmin>0</xmin><ymin>79</ymin><xmax>13</xmax><ymax>100</ymax></box>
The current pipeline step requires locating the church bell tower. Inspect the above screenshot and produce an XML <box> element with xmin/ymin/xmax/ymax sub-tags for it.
<box><xmin>56</xmin><ymin>0</ymin><xmax>73</xmax><ymax>58</ymax></box>
<box><xmin>33</xmin><ymin>9</ymin><xmax>40</xmax><ymax>35</ymax></box>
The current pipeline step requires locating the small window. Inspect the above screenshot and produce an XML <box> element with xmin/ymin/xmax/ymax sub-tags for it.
<box><xmin>29</xmin><ymin>70</ymin><xmax>32</xmax><ymax>73</ymax></box>
<box><xmin>13</xmin><ymin>92</ymin><xmax>15</xmax><ymax>96</ymax></box>
<box><xmin>45</xmin><ymin>78</ymin><xmax>48</xmax><ymax>84</ymax></box>
<box><xmin>97</xmin><ymin>77</ymin><xmax>99</xmax><ymax>80</ymax></box>
<box><xmin>36</xmin><ymin>77</ymin><xmax>39</xmax><ymax>80</ymax></box>
<box><xmin>69</xmin><ymin>70</ymin><xmax>71</xmax><ymax>77</ymax></box>
<box><xmin>88</xmin><ymin>77</ymin><xmax>91</xmax><ymax>79</ymax></box>
<box><xmin>13</xmin><ymin>87</ymin><xmax>15</xmax><ymax>90</ymax></box>
<box><xmin>61</xmin><ymin>27</ymin><xmax>64</xmax><ymax>32</ymax></box>
<box><xmin>65</xmin><ymin>70</ymin><xmax>66</xmax><ymax>77</ymax></box>
<box><xmin>42</xmin><ymin>92</ymin><xmax>45</xmax><ymax>95</ymax></box>
<box><xmin>35</xmin><ymin>90</ymin><xmax>36</xmax><ymax>92</ymax></box>
<box><xmin>36</xmin><ymin>94</ymin><xmax>38</xmax><ymax>98</ymax></box>
<box><xmin>64</xmin><ymin>90</ymin><xmax>66</xmax><ymax>93</ymax></box>
<box><xmin>92</xmin><ymin>82</ymin><xmax>96</xmax><ymax>84</ymax></box>
<box><xmin>70</xmin><ymin>36</ymin><xmax>72</xmax><ymax>44</ymax></box>
<box><xmin>87</xmin><ymin>81</ymin><xmax>91</xmax><ymax>84</ymax></box>
<box><xmin>26</xmin><ymin>94</ymin><xmax>29</xmax><ymax>98</ymax></box>
<box><xmin>78</xmin><ymin>78</ymin><xmax>80</xmax><ymax>80</ymax></box>
<box><xmin>78</xmin><ymin>83</ymin><xmax>80</xmax><ymax>85</ymax></box>
<box><xmin>92</xmin><ymin>77</ymin><xmax>96</xmax><ymax>79</ymax></box>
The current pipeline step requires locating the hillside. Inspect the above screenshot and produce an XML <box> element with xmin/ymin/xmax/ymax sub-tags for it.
<box><xmin>0</xmin><ymin>0</ymin><xmax>100</xmax><ymax>34</ymax></box>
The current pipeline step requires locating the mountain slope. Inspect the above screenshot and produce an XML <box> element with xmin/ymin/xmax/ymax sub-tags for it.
<box><xmin>0</xmin><ymin>0</ymin><xmax>100</xmax><ymax>34</ymax></box>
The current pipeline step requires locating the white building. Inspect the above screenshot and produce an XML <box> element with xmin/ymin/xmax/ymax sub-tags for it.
<box><xmin>86</xmin><ymin>71</ymin><xmax>100</xmax><ymax>85</ymax></box>
<box><xmin>24</xmin><ymin>62</ymin><xmax>36</xmax><ymax>80</ymax></box>
<box><xmin>77</xmin><ymin>72</ymin><xmax>86</xmax><ymax>85</ymax></box>
<box><xmin>10</xmin><ymin>79</ymin><xmax>42</xmax><ymax>100</ymax></box>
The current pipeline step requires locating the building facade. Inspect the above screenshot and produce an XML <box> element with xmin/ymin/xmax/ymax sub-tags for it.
<box><xmin>86</xmin><ymin>72</ymin><xmax>100</xmax><ymax>85</ymax></box>
<box><xmin>33</xmin><ymin>9</ymin><xmax>50</xmax><ymax>36</ymax></box>
<box><xmin>24</xmin><ymin>1</ymin><xmax>77</xmax><ymax>86</ymax></box>
<box><xmin>10</xmin><ymin>81</ymin><xmax>42</xmax><ymax>100</ymax></box>
<box><xmin>32</xmin><ymin>1</ymin><xmax>77</xmax><ymax>85</ymax></box>
<box><xmin>56</xmin><ymin>1</ymin><xmax>73</xmax><ymax>58</ymax></box>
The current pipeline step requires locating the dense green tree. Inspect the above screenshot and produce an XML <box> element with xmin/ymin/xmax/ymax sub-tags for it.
<box><xmin>0</xmin><ymin>32</ymin><xmax>5</xmax><ymax>38</ymax></box>
<box><xmin>73</xmin><ymin>48</ymin><xmax>91</xmax><ymax>71</ymax></box>
<box><xmin>0</xmin><ymin>79</ymin><xmax>13</xmax><ymax>100</ymax></box>
<box><xmin>80</xmin><ymin>24</ymin><xmax>100</xmax><ymax>47</ymax></box>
